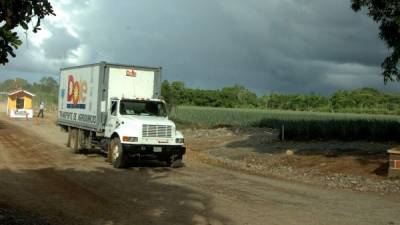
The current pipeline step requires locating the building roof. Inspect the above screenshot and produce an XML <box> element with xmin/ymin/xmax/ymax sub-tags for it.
<box><xmin>8</xmin><ymin>89</ymin><xmax>35</xmax><ymax>97</ymax></box>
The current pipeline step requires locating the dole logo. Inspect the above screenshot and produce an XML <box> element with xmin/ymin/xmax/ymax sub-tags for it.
<box><xmin>67</xmin><ymin>75</ymin><xmax>87</xmax><ymax>107</ymax></box>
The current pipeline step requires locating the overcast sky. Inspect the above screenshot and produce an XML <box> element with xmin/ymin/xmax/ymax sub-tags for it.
<box><xmin>0</xmin><ymin>0</ymin><xmax>399</xmax><ymax>95</ymax></box>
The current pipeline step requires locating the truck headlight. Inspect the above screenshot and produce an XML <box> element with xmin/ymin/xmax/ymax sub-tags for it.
<box><xmin>123</xmin><ymin>136</ymin><xmax>138</xmax><ymax>142</ymax></box>
<box><xmin>176</xmin><ymin>138</ymin><xmax>184</xmax><ymax>144</ymax></box>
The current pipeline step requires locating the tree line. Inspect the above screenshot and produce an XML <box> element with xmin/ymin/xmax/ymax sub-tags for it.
<box><xmin>162</xmin><ymin>81</ymin><xmax>400</xmax><ymax>115</ymax></box>
<box><xmin>1</xmin><ymin>78</ymin><xmax>399</xmax><ymax>115</ymax></box>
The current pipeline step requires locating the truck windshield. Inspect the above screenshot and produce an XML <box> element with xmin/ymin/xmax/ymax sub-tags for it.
<box><xmin>119</xmin><ymin>100</ymin><xmax>167</xmax><ymax>117</ymax></box>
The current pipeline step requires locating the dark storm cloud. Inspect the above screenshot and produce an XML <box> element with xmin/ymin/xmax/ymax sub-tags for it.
<box><xmin>215</xmin><ymin>0</ymin><xmax>388</xmax><ymax>88</ymax></box>
<box><xmin>42</xmin><ymin>25</ymin><xmax>80</xmax><ymax>59</ymax></box>
<box><xmin>0</xmin><ymin>0</ymin><xmax>398</xmax><ymax>94</ymax></box>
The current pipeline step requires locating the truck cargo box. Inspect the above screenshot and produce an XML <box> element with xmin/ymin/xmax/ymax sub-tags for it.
<box><xmin>58</xmin><ymin>62</ymin><xmax>162</xmax><ymax>132</ymax></box>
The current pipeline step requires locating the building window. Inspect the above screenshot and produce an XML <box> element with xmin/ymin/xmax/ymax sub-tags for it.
<box><xmin>16</xmin><ymin>98</ymin><xmax>24</xmax><ymax>109</ymax></box>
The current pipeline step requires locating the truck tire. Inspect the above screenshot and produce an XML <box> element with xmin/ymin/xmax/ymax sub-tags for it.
<box><xmin>109</xmin><ymin>137</ymin><xmax>128</xmax><ymax>168</ymax></box>
<box><xmin>70</xmin><ymin>128</ymin><xmax>80</xmax><ymax>153</ymax></box>
<box><xmin>67</xmin><ymin>127</ymin><xmax>72</xmax><ymax>148</ymax></box>
<box><xmin>166</xmin><ymin>154</ymin><xmax>183</xmax><ymax>168</ymax></box>
<box><xmin>78</xmin><ymin>129</ymin><xmax>88</xmax><ymax>153</ymax></box>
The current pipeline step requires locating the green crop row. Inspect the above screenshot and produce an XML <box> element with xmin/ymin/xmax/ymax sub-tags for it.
<box><xmin>170</xmin><ymin>106</ymin><xmax>400</xmax><ymax>141</ymax></box>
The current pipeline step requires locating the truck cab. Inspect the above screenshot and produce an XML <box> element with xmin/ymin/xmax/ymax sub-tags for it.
<box><xmin>106</xmin><ymin>98</ymin><xmax>185</xmax><ymax>168</ymax></box>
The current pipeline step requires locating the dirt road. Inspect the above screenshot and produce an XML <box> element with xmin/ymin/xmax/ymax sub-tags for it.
<box><xmin>0</xmin><ymin>117</ymin><xmax>399</xmax><ymax>225</ymax></box>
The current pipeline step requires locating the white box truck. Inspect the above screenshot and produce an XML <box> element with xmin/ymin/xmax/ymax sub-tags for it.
<box><xmin>58</xmin><ymin>62</ymin><xmax>185</xmax><ymax>168</ymax></box>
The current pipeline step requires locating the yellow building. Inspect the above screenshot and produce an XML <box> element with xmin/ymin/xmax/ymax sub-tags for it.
<box><xmin>7</xmin><ymin>89</ymin><xmax>35</xmax><ymax>118</ymax></box>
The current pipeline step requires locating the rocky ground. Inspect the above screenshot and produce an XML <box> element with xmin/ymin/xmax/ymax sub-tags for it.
<box><xmin>184</xmin><ymin>127</ymin><xmax>400</xmax><ymax>194</ymax></box>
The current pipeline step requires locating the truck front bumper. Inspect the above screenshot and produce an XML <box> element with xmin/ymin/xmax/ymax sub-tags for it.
<box><xmin>121</xmin><ymin>144</ymin><xmax>186</xmax><ymax>157</ymax></box>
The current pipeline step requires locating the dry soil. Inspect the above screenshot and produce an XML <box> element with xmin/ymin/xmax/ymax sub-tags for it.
<box><xmin>0</xmin><ymin>115</ymin><xmax>399</xmax><ymax>225</ymax></box>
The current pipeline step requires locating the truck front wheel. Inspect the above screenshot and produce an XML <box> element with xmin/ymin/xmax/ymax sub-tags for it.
<box><xmin>109</xmin><ymin>137</ymin><xmax>128</xmax><ymax>168</ymax></box>
<box><xmin>166</xmin><ymin>154</ymin><xmax>183</xmax><ymax>168</ymax></box>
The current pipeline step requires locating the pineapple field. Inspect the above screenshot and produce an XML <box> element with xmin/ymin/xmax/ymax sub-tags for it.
<box><xmin>171</xmin><ymin>106</ymin><xmax>400</xmax><ymax>141</ymax></box>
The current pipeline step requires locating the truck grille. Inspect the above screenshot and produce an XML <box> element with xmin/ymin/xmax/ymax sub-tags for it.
<box><xmin>142</xmin><ymin>124</ymin><xmax>173</xmax><ymax>138</ymax></box>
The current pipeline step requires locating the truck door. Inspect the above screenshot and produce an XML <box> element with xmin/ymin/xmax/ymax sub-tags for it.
<box><xmin>105</xmin><ymin>100</ymin><xmax>119</xmax><ymax>137</ymax></box>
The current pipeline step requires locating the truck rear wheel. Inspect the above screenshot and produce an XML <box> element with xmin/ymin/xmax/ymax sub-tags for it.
<box><xmin>78</xmin><ymin>129</ymin><xmax>89</xmax><ymax>153</ymax></box>
<box><xmin>70</xmin><ymin>128</ymin><xmax>80</xmax><ymax>153</ymax></box>
<box><xmin>109</xmin><ymin>137</ymin><xmax>128</xmax><ymax>168</ymax></box>
<box><xmin>67</xmin><ymin>127</ymin><xmax>72</xmax><ymax>148</ymax></box>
